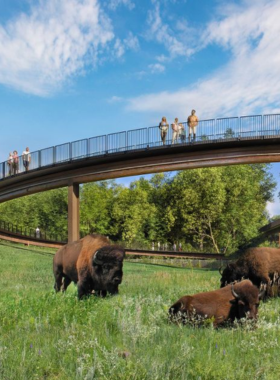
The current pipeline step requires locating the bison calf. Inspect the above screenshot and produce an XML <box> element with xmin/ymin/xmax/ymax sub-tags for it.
<box><xmin>169</xmin><ymin>280</ymin><xmax>264</xmax><ymax>327</ymax></box>
<box><xmin>53</xmin><ymin>234</ymin><xmax>125</xmax><ymax>299</ymax></box>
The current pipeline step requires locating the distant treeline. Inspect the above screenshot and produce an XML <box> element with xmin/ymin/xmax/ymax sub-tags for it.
<box><xmin>0</xmin><ymin>164</ymin><xmax>276</xmax><ymax>255</ymax></box>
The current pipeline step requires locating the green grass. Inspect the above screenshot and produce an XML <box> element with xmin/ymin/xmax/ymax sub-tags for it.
<box><xmin>1</xmin><ymin>243</ymin><xmax>280</xmax><ymax>379</ymax></box>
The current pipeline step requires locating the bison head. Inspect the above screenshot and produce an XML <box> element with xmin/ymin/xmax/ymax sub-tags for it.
<box><xmin>92</xmin><ymin>245</ymin><xmax>125</xmax><ymax>295</ymax></box>
<box><xmin>230</xmin><ymin>281</ymin><xmax>265</xmax><ymax>320</ymax></box>
<box><xmin>220</xmin><ymin>263</ymin><xmax>245</xmax><ymax>288</ymax></box>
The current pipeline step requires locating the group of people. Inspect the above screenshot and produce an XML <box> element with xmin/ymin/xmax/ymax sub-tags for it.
<box><xmin>7</xmin><ymin>147</ymin><xmax>31</xmax><ymax>176</ymax></box>
<box><xmin>152</xmin><ymin>241</ymin><xmax>182</xmax><ymax>252</ymax></box>
<box><xmin>159</xmin><ymin>110</ymin><xmax>199</xmax><ymax>145</ymax></box>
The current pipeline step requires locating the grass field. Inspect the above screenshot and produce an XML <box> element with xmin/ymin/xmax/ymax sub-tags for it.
<box><xmin>1</xmin><ymin>243</ymin><xmax>280</xmax><ymax>379</ymax></box>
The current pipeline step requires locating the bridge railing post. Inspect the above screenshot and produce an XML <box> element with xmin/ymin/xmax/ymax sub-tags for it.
<box><xmin>87</xmin><ymin>138</ymin><xmax>90</xmax><ymax>157</ymax></box>
<box><xmin>53</xmin><ymin>146</ymin><xmax>56</xmax><ymax>164</ymax></box>
<box><xmin>69</xmin><ymin>142</ymin><xmax>72</xmax><ymax>161</ymax></box>
<box><xmin>38</xmin><ymin>150</ymin><xmax>41</xmax><ymax>168</ymax></box>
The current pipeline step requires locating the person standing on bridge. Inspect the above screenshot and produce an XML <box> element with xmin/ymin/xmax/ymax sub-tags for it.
<box><xmin>187</xmin><ymin>109</ymin><xmax>199</xmax><ymax>141</ymax></box>
<box><xmin>178</xmin><ymin>123</ymin><xmax>186</xmax><ymax>142</ymax></box>
<box><xmin>171</xmin><ymin>118</ymin><xmax>180</xmax><ymax>144</ymax></box>
<box><xmin>159</xmin><ymin>116</ymin><xmax>169</xmax><ymax>145</ymax></box>
<box><xmin>12</xmin><ymin>150</ymin><xmax>19</xmax><ymax>175</ymax></box>
<box><xmin>22</xmin><ymin>147</ymin><xmax>31</xmax><ymax>171</ymax></box>
<box><xmin>7</xmin><ymin>152</ymin><xmax>13</xmax><ymax>176</ymax></box>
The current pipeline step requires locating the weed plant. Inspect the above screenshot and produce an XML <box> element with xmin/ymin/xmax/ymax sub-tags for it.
<box><xmin>0</xmin><ymin>245</ymin><xmax>280</xmax><ymax>379</ymax></box>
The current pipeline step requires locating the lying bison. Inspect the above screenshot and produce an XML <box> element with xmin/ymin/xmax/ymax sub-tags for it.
<box><xmin>220</xmin><ymin>247</ymin><xmax>280</xmax><ymax>290</ymax></box>
<box><xmin>53</xmin><ymin>234</ymin><xmax>125</xmax><ymax>299</ymax></box>
<box><xmin>169</xmin><ymin>280</ymin><xmax>265</xmax><ymax>327</ymax></box>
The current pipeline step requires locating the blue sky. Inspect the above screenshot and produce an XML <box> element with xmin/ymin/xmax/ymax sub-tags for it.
<box><xmin>0</xmin><ymin>0</ymin><xmax>280</xmax><ymax>215</ymax></box>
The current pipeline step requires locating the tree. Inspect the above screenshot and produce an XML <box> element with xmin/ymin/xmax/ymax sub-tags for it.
<box><xmin>110</xmin><ymin>180</ymin><xmax>157</xmax><ymax>246</ymax></box>
<box><xmin>164</xmin><ymin>165</ymin><xmax>275</xmax><ymax>254</ymax></box>
<box><xmin>80</xmin><ymin>181</ymin><xmax>121</xmax><ymax>237</ymax></box>
<box><xmin>224</xmin><ymin>128</ymin><xmax>235</xmax><ymax>138</ymax></box>
<box><xmin>0</xmin><ymin>164</ymin><xmax>275</xmax><ymax>254</ymax></box>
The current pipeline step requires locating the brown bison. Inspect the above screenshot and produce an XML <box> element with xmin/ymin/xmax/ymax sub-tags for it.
<box><xmin>53</xmin><ymin>234</ymin><xmax>125</xmax><ymax>299</ymax></box>
<box><xmin>220</xmin><ymin>247</ymin><xmax>280</xmax><ymax>290</ymax></box>
<box><xmin>169</xmin><ymin>280</ymin><xmax>265</xmax><ymax>327</ymax></box>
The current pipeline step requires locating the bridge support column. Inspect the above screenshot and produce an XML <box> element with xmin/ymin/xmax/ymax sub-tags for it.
<box><xmin>68</xmin><ymin>183</ymin><xmax>80</xmax><ymax>243</ymax></box>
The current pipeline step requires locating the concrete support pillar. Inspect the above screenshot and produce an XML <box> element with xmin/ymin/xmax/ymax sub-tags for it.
<box><xmin>68</xmin><ymin>183</ymin><xmax>80</xmax><ymax>243</ymax></box>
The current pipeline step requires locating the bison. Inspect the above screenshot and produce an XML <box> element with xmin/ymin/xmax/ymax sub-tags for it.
<box><xmin>169</xmin><ymin>280</ymin><xmax>265</xmax><ymax>327</ymax></box>
<box><xmin>220</xmin><ymin>247</ymin><xmax>280</xmax><ymax>291</ymax></box>
<box><xmin>53</xmin><ymin>234</ymin><xmax>125</xmax><ymax>299</ymax></box>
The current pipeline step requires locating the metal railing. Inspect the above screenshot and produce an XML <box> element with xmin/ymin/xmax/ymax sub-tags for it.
<box><xmin>0</xmin><ymin>219</ymin><xmax>67</xmax><ymax>243</ymax></box>
<box><xmin>1</xmin><ymin>113</ymin><xmax>280</xmax><ymax>181</ymax></box>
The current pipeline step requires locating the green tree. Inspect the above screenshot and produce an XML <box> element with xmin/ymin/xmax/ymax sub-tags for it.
<box><xmin>111</xmin><ymin>180</ymin><xmax>157</xmax><ymax>246</ymax></box>
<box><xmin>164</xmin><ymin>165</ymin><xmax>275</xmax><ymax>254</ymax></box>
<box><xmin>80</xmin><ymin>181</ymin><xmax>121</xmax><ymax>237</ymax></box>
<box><xmin>224</xmin><ymin>128</ymin><xmax>235</xmax><ymax>138</ymax></box>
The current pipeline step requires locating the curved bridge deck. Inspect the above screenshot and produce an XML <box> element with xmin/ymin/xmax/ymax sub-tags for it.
<box><xmin>1</xmin><ymin>113</ymin><xmax>280</xmax><ymax>242</ymax></box>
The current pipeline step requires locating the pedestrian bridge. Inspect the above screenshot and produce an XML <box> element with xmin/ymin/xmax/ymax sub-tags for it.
<box><xmin>1</xmin><ymin>113</ymin><xmax>280</xmax><ymax>242</ymax></box>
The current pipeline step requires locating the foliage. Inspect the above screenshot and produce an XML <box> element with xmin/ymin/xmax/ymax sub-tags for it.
<box><xmin>111</xmin><ymin>179</ymin><xmax>157</xmax><ymax>244</ymax></box>
<box><xmin>0</xmin><ymin>164</ymin><xmax>276</xmax><ymax>254</ymax></box>
<box><xmin>224</xmin><ymin>128</ymin><xmax>235</xmax><ymax>138</ymax></box>
<box><xmin>0</xmin><ymin>188</ymin><xmax>68</xmax><ymax>239</ymax></box>
<box><xmin>1</xmin><ymin>244</ymin><xmax>280</xmax><ymax>379</ymax></box>
<box><xmin>80</xmin><ymin>181</ymin><xmax>121</xmax><ymax>237</ymax></box>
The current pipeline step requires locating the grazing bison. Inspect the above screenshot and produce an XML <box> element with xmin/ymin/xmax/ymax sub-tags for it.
<box><xmin>53</xmin><ymin>234</ymin><xmax>125</xmax><ymax>299</ymax></box>
<box><xmin>169</xmin><ymin>280</ymin><xmax>265</xmax><ymax>327</ymax></box>
<box><xmin>220</xmin><ymin>247</ymin><xmax>280</xmax><ymax>290</ymax></box>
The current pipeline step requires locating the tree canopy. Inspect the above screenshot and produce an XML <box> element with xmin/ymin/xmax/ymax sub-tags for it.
<box><xmin>0</xmin><ymin>164</ymin><xmax>275</xmax><ymax>254</ymax></box>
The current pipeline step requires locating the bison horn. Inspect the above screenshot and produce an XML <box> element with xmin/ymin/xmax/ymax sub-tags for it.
<box><xmin>231</xmin><ymin>284</ymin><xmax>239</xmax><ymax>299</ymax></box>
<box><xmin>93</xmin><ymin>251</ymin><xmax>103</xmax><ymax>266</ymax></box>
<box><xmin>258</xmin><ymin>284</ymin><xmax>267</xmax><ymax>299</ymax></box>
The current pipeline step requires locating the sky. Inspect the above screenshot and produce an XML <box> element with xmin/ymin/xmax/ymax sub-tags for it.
<box><xmin>0</xmin><ymin>0</ymin><xmax>280</xmax><ymax>215</ymax></box>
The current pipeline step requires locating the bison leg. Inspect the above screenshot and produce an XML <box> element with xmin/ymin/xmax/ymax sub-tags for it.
<box><xmin>62</xmin><ymin>276</ymin><xmax>72</xmax><ymax>292</ymax></box>
<box><xmin>54</xmin><ymin>273</ymin><xmax>63</xmax><ymax>292</ymax></box>
<box><xmin>77</xmin><ymin>282</ymin><xmax>92</xmax><ymax>300</ymax></box>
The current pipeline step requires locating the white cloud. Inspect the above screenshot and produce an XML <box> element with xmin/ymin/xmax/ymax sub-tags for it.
<box><xmin>148</xmin><ymin>63</ymin><xmax>165</xmax><ymax>74</ymax></box>
<box><xmin>114</xmin><ymin>38</ymin><xmax>125</xmax><ymax>58</ymax></box>
<box><xmin>127</xmin><ymin>0</ymin><xmax>280</xmax><ymax>120</ymax></box>
<box><xmin>123</xmin><ymin>32</ymin><xmax>139</xmax><ymax>51</ymax></box>
<box><xmin>107</xmin><ymin>0</ymin><xmax>135</xmax><ymax>11</ymax></box>
<box><xmin>146</xmin><ymin>1</ymin><xmax>197</xmax><ymax>59</ymax></box>
<box><xmin>0</xmin><ymin>0</ymin><xmax>114</xmax><ymax>96</ymax></box>
<box><xmin>113</xmin><ymin>32</ymin><xmax>139</xmax><ymax>58</ymax></box>
<box><xmin>108</xmin><ymin>95</ymin><xmax>123</xmax><ymax>103</ymax></box>
<box><xmin>266</xmin><ymin>201</ymin><xmax>280</xmax><ymax>218</ymax></box>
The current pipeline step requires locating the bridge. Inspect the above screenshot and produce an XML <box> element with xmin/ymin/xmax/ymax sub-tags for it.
<box><xmin>1</xmin><ymin>113</ymin><xmax>280</xmax><ymax>242</ymax></box>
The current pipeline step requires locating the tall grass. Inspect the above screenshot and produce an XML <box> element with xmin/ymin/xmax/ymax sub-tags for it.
<box><xmin>0</xmin><ymin>243</ymin><xmax>280</xmax><ymax>379</ymax></box>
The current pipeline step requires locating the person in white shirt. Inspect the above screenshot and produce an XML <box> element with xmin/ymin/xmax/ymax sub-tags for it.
<box><xmin>22</xmin><ymin>147</ymin><xmax>31</xmax><ymax>171</ymax></box>
<box><xmin>171</xmin><ymin>118</ymin><xmax>180</xmax><ymax>144</ymax></box>
<box><xmin>159</xmin><ymin>117</ymin><xmax>169</xmax><ymax>145</ymax></box>
<box><xmin>35</xmin><ymin>227</ymin><xmax>40</xmax><ymax>239</ymax></box>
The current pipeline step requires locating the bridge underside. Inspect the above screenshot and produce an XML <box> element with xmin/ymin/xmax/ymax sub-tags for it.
<box><xmin>1</xmin><ymin>137</ymin><xmax>280</xmax><ymax>242</ymax></box>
